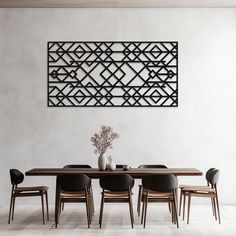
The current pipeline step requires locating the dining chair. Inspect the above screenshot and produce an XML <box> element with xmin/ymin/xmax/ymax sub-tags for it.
<box><xmin>62</xmin><ymin>165</ymin><xmax>94</xmax><ymax>214</ymax></box>
<box><xmin>179</xmin><ymin>168</ymin><xmax>216</xmax><ymax>220</ymax></box>
<box><xmin>181</xmin><ymin>169</ymin><xmax>220</xmax><ymax>224</ymax></box>
<box><xmin>137</xmin><ymin>165</ymin><xmax>168</xmax><ymax>216</ymax></box>
<box><xmin>99</xmin><ymin>174</ymin><xmax>135</xmax><ymax>228</ymax></box>
<box><xmin>8</xmin><ymin>169</ymin><xmax>49</xmax><ymax>224</ymax></box>
<box><xmin>55</xmin><ymin>174</ymin><xmax>92</xmax><ymax>228</ymax></box>
<box><xmin>141</xmin><ymin>174</ymin><xmax>179</xmax><ymax>228</ymax></box>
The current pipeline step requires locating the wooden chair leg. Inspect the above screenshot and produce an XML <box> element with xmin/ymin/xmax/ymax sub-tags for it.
<box><xmin>85</xmin><ymin>189</ymin><xmax>90</xmax><ymax>228</ymax></box>
<box><xmin>168</xmin><ymin>202</ymin><xmax>171</xmax><ymax>213</ymax></box>
<box><xmin>179</xmin><ymin>188</ymin><xmax>183</xmax><ymax>216</ymax></box>
<box><xmin>172</xmin><ymin>199</ymin><xmax>176</xmax><ymax>224</ymax></box>
<box><xmin>45</xmin><ymin>191</ymin><xmax>49</xmax><ymax>221</ymax></box>
<box><xmin>61</xmin><ymin>201</ymin><xmax>64</xmax><ymax>212</ymax></box>
<box><xmin>57</xmin><ymin>196</ymin><xmax>62</xmax><ymax>226</ymax></box>
<box><xmin>171</xmin><ymin>202</ymin><xmax>174</xmax><ymax>223</ymax></box>
<box><xmin>172</xmin><ymin>195</ymin><xmax>176</xmax><ymax>224</ymax></box>
<box><xmin>11</xmin><ymin>196</ymin><xmax>16</xmax><ymax>221</ymax></box>
<box><xmin>41</xmin><ymin>192</ymin><xmax>45</xmax><ymax>224</ymax></box>
<box><xmin>211</xmin><ymin>197</ymin><xmax>215</xmax><ymax>217</ymax></box>
<box><xmin>212</xmin><ymin>197</ymin><xmax>217</xmax><ymax>220</ymax></box>
<box><xmin>8</xmin><ymin>190</ymin><xmax>14</xmax><ymax>224</ymax></box>
<box><xmin>90</xmin><ymin>186</ymin><xmax>95</xmax><ymax>215</ymax></box>
<box><xmin>99</xmin><ymin>190</ymin><xmax>105</xmax><ymax>228</ymax></box>
<box><xmin>141</xmin><ymin>193</ymin><xmax>145</xmax><ymax>224</ymax></box>
<box><xmin>175</xmin><ymin>188</ymin><xmax>178</xmax><ymax>215</ymax></box>
<box><xmin>61</xmin><ymin>202</ymin><xmax>63</xmax><ymax>212</ymax></box>
<box><xmin>173</xmin><ymin>191</ymin><xmax>179</xmax><ymax>228</ymax></box>
<box><xmin>137</xmin><ymin>185</ymin><xmax>142</xmax><ymax>216</ymax></box>
<box><xmin>143</xmin><ymin>190</ymin><xmax>148</xmax><ymax>228</ymax></box>
<box><xmin>88</xmin><ymin>191</ymin><xmax>92</xmax><ymax>225</ymax></box>
<box><xmin>55</xmin><ymin>186</ymin><xmax>60</xmax><ymax>228</ymax></box>
<box><xmin>128</xmin><ymin>189</ymin><xmax>134</xmax><ymax>228</ymax></box>
<box><xmin>183</xmin><ymin>193</ymin><xmax>186</xmax><ymax>220</ymax></box>
<box><xmin>55</xmin><ymin>200</ymin><xmax>57</xmax><ymax>228</ymax></box>
<box><xmin>215</xmin><ymin>190</ymin><xmax>221</xmax><ymax>224</ymax></box>
<box><xmin>187</xmin><ymin>194</ymin><xmax>191</xmax><ymax>224</ymax></box>
<box><xmin>88</xmin><ymin>193</ymin><xmax>93</xmax><ymax>224</ymax></box>
<box><xmin>59</xmin><ymin>198</ymin><xmax>62</xmax><ymax>215</ymax></box>
<box><xmin>130</xmin><ymin>197</ymin><xmax>135</xmax><ymax>224</ymax></box>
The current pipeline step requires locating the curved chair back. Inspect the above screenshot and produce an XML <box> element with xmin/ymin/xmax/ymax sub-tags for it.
<box><xmin>57</xmin><ymin>174</ymin><xmax>91</xmax><ymax>191</ymax></box>
<box><xmin>142</xmin><ymin>174</ymin><xmax>178</xmax><ymax>191</ymax></box>
<box><xmin>205</xmin><ymin>168</ymin><xmax>216</xmax><ymax>183</ymax></box>
<box><xmin>10</xmin><ymin>169</ymin><xmax>24</xmax><ymax>185</ymax></box>
<box><xmin>100</xmin><ymin>174</ymin><xmax>134</xmax><ymax>191</ymax></box>
<box><xmin>208</xmin><ymin>169</ymin><xmax>220</xmax><ymax>187</ymax></box>
<box><xmin>63</xmin><ymin>165</ymin><xmax>92</xmax><ymax>168</ymax></box>
<box><xmin>138</xmin><ymin>165</ymin><xmax>167</xmax><ymax>168</ymax></box>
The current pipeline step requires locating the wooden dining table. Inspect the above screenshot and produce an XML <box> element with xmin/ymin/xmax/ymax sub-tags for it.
<box><xmin>25</xmin><ymin>167</ymin><xmax>202</xmax><ymax>223</ymax></box>
<box><xmin>25</xmin><ymin>167</ymin><xmax>203</xmax><ymax>178</ymax></box>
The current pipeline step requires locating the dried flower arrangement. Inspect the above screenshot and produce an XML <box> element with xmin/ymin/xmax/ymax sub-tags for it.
<box><xmin>91</xmin><ymin>125</ymin><xmax>119</xmax><ymax>156</ymax></box>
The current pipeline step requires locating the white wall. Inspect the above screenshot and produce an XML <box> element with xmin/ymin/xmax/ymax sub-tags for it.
<box><xmin>0</xmin><ymin>8</ymin><xmax>236</xmax><ymax>205</ymax></box>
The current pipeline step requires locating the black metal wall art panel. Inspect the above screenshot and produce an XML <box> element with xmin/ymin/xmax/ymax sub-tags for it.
<box><xmin>48</xmin><ymin>41</ymin><xmax>178</xmax><ymax>107</ymax></box>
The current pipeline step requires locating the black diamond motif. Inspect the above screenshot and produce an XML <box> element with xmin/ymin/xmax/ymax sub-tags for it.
<box><xmin>74</xmin><ymin>45</ymin><xmax>86</xmax><ymax>59</ymax></box>
<box><xmin>150</xmin><ymin>45</ymin><xmax>162</xmax><ymax>59</ymax></box>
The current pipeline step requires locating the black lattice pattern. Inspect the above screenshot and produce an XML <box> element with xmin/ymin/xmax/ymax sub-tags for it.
<box><xmin>48</xmin><ymin>41</ymin><xmax>178</xmax><ymax>107</ymax></box>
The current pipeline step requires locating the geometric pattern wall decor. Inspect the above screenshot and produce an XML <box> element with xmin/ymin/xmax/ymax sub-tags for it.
<box><xmin>48</xmin><ymin>41</ymin><xmax>178</xmax><ymax>107</ymax></box>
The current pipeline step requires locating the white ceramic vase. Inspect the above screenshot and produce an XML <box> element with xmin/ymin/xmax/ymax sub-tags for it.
<box><xmin>108</xmin><ymin>162</ymin><xmax>116</xmax><ymax>171</ymax></box>
<box><xmin>98</xmin><ymin>154</ymin><xmax>107</xmax><ymax>171</ymax></box>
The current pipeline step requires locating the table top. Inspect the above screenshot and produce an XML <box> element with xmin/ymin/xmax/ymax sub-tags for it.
<box><xmin>25</xmin><ymin>168</ymin><xmax>203</xmax><ymax>178</ymax></box>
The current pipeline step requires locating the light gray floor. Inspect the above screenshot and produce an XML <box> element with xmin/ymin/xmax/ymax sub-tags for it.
<box><xmin>1</xmin><ymin>204</ymin><xmax>236</xmax><ymax>235</ymax></box>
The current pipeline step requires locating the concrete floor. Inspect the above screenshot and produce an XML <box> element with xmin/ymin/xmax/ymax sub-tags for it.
<box><xmin>1</xmin><ymin>204</ymin><xmax>236</xmax><ymax>235</ymax></box>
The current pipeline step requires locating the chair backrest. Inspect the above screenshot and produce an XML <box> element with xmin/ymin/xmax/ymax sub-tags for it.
<box><xmin>10</xmin><ymin>169</ymin><xmax>24</xmax><ymax>185</ymax></box>
<box><xmin>208</xmin><ymin>169</ymin><xmax>220</xmax><ymax>187</ymax></box>
<box><xmin>100</xmin><ymin>174</ymin><xmax>134</xmax><ymax>191</ymax></box>
<box><xmin>138</xmin><ymin>165</ymin><xmax>167</xmax><ymax>168</ymax></box>
<box><xmin>205</xmin><ymin>168</ymin><xmax>216</xmax><ymax>183</ymax></box>
<box><xmin>63</xmin><ymin>165</ymin><xmax>92</xmax><ymax>168</ymax></box>
<box><xmin>57</xmin><ymin>174</ymin><xmax>91</xmax><ymax>191</ymax></box>
<box><xmin>142</xmin><ymin>174</ymin><xmax>178</xmax><ymax>191</ymax></box>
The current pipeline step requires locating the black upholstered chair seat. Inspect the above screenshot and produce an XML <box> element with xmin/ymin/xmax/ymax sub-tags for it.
<box><xmin>142</xmin><ymin>189</ymin><xmax>174</xmax><ymax>198</ymax></box>
<box><xmin>181</xmin><ymin>186</ymin><xmax>215</xmax><ymax>193</ymax></box>
<box><xmin>103</xmin><ymin>190</ymin><xmax>132</xmax><ymax>197</ymax></box>
<box><xmin>15</xmin><ymin>186</ymin><xmax>48</xmax><ymax>192</ymax></box>
<box><xmin>179</xmin><ymin>184</ymin><xmax>211</xmax><ymax>189</ymax></box>
<box><xmin>60</xmin><ymin>191</ymin><xmax>86</xmax><ymax>197</ymax></box>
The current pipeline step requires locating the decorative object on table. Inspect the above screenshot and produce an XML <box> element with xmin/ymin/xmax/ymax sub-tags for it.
<box><xmin>48</xmin><ymin>41</ymin><xmax>178</xmax><ymax>107</ymax></box>
<box><xmin>98</xmin><ymin>155</ymin><xmax>107</xmax><ymax>171</ymax></box>
<box><xmin>107</xmin><ymin>156</ymin><xmax>116</xmax><ymax>171</ymax></box>
<box><xmin>91</xmin><ymin>125</ymin><xmax>119</xmax><ymax>171</ymax></box>
<box><xmin>123</xmin><ymin>165</ymin><xmax>129</xmax><ymax>171</ymax></box>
